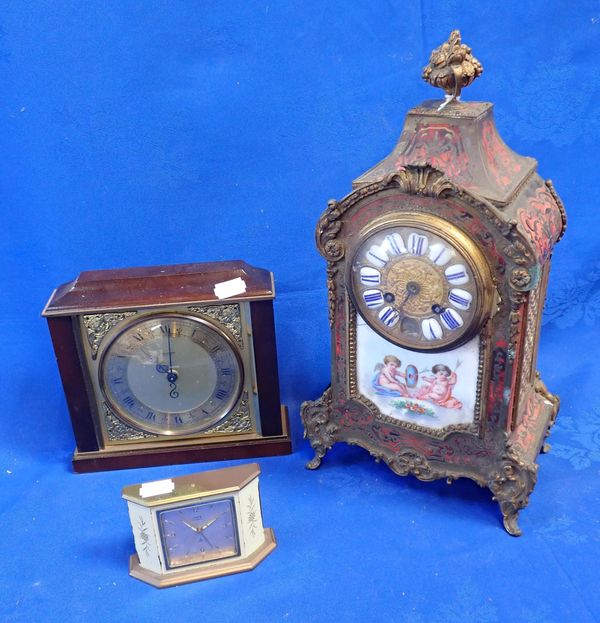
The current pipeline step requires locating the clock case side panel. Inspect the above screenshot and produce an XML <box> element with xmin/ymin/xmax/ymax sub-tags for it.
<box><xmin>509</xmin><ymin>261</ymin><xmax>560</xmax><ymax>463</ymax></box>
<box><xmin>236</xmin><ymin>475</ymin><xmax>267</xmax><ymax>557</ymax></box>
<box><xmin>302</xmin><ymin>166</ymin><xmax>534</xmax><ymax>492</ymax></box>
<box><xmin>127</xmin><ymin>501</ymin><xmax>163</xmax><ymax>575</ymax></box>
<box><xmin>249</xmin><ymin>300</ymin><xmax>287</xmax><ymax>438</ymax></box>
<box><xmin>46</xmin><ymin>315</ymin><xmax>100</xmax><ymax>453</ymax></box>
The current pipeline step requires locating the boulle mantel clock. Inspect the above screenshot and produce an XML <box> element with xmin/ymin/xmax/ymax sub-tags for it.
<box><xmin>301</xmin><ymin>31</ymin><xmax>567</xmax><ymax>535</ymax></box>
<box><xmin>43</xmin><ymin>260</ymin><xmax>291</xmax><ymax>472</ymax></box>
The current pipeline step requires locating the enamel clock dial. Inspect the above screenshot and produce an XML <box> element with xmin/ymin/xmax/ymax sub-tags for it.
<box><xmin>158</xmin><ymin>498</ymin><xmax>239</xmax><ymax>569</ymax></box>
<box><xmin>350</xmin><ymin>215</ymin><xmax>491</xmax><ymax>351</ymax></box>
<box><xmin>100</xmin><ymin>314</ymin><xmax>243</xmax><ymax>435</ymax></box>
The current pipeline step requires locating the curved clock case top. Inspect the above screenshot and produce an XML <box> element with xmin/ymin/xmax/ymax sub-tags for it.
<box><xmin>302</xmin><ymin>31</ymin><xmax>566</xmax><ymax>537</ymax></box>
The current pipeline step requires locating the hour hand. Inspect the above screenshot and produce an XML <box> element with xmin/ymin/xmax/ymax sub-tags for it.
<box><xmin>182</xmin><ymin>520</ymin><xmax>201</xmax><ymax>533</ymax></box>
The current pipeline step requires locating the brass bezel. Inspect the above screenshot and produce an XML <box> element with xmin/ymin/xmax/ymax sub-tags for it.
<box><xmin>97</xmin><ymin>312</ymin><xmax>245</xmax><ymax>436</ymax></box>
<box><xmin>347</xmin><ymin>211</ymin><xmax>496</xmax><ymax>353</ymax></box>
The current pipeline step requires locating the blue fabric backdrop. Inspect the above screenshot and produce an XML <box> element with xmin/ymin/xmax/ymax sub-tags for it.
<box><xmin>1</xmin><ymin>1</ymin><xmax>599</xmax><ymax>621</ymax></box>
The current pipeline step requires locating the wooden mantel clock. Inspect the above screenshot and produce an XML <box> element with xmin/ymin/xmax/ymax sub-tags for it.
<box><xmin>43</xmin><ymin>260</ymin><xmax>291</xmax><ymax>472</ymax></box>
<box><xmin>301</xmin><ymin>31</ymin><xmax>567</xmax><ymax>535</ymax></box>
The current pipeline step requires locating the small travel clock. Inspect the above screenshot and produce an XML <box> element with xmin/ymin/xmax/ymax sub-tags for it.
<box><xmin>42</xmin><ymin>260</ymin><xmax>291</xmax><ymax>472</ymax></box>
<box><xmin>122</xmin><ymin>463</ymin><xmax>275</xmax><ymax>587</ymax></box>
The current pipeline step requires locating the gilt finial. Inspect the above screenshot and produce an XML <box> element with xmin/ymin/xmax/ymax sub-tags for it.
<box><xmin>422</xmin><ymin>30</ymin><xmax>483</xmax><ymax>110</ymax></box>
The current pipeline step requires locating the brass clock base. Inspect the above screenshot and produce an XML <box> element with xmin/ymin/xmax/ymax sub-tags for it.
<box><xmin>129</xmin><ymin>528</ymin><xmax>277</xmax><ymax>588</ymax></box>
<box><xmin>72</xmin><ymin>406</ymin><xmax>291</xmax><ymax>472</ymax></box>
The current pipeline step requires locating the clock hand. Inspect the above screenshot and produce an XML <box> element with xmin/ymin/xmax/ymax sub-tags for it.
<box><xmin>164</xmin><ymin>325</ymin><xmax>179</xmax><ymax>399</ymax></box>
<box><xmin>389</xmin><ymin>281</ymin><xmax>421</xmax><ymax>315</ymax></box>
<box><xmin>181</xmin><ymin>514</ymin><xmax>220</xmax><ymax>534</ymax></box>
<box><xmin>166</xmin><ymin>326</ymin><xmax>174</xmax><ymax>373</ymax></box>
<box><xmin>182</xmin><ymin>520</ymin><xmax>200</xmax><ymax>532</ymax></box>
<box><xmin>200</xmin><ymin>532</ymin><xmax>215</xmax><ymax>549</ymax></box>
<box><xmin>196</xmin><ymin>515</ymin><xmax>220</xmax><ymax>533</ymax></box>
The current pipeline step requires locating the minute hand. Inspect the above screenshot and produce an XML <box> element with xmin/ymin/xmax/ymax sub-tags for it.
<box><xmin>197</xmin><ymin>516</ymin><xmax>219</xmax><ymax>533</ymax></box>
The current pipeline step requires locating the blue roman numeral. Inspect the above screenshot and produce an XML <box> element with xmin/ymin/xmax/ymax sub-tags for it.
<box><xmin>361</xmin><ymin>274</ymin><xmax>379</xmax><ymax>283</ymax></box>
<box><xmin>387</xmin><ymin>235</ymin><xmax>403</xmax><ymax>255</ymax></box>
<box><xmin>449</xmin><ymin>292</ymin><xmax>470</xmax><ymax>307</ymax></box>
<box><xmin>380</xmin><ymin>308</ymin><xmax>397</xmax><ymax>326</ymax></box>
<box><xmin>368</xmin><ymin>251</ymin><xmax>387</xmax><ymax>264</ymax></box>
<box><xmin>433</xmin><ymin>248</ymin><xmax>445</xmax><ymax>263</ymax></box>
<box><xmin>441</xmin><ymin>310</ymin><xmax>459</xmax><ymax>330</ymax></box>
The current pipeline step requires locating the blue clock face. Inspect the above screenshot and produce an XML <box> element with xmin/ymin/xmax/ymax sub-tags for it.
<box><xmin>158</xmin><ymin>498</ymin><xmax>239</xmax><ymax>569</ymax></box>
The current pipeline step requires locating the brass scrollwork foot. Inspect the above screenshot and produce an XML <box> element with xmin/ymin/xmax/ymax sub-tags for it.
<box><xmin>489</xmin><ymin>450</ymin><xmax>538</xmax><ymax>537</ymax></box>
<box><xmin>306</xmin><ymin>453</ymin><xmax>324</xmax><ymax>470</ymax></box>
<box><xmin>301</xmin><ymin>387</ymin><xmax>337</xmax><ymax>471</ymax></box>
<box><xmin>502</xmin><ymin>509</ymin><xmax>522</xmax><ymax>537</ymax></box>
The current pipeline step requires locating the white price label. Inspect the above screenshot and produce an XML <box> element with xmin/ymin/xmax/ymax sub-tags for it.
<box><xmin>214</xmin><ymin>277</ymin><xmax>247</xmax><ymax>299</ymax></box>
<box><xmin>139</xmin><ymin>479</ymin><xmax>175</xmax><ymax>498</ymax></box>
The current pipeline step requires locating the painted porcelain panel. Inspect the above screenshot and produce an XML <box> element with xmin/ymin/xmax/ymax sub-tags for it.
<box><xmin>357</xmin><ymin>318</ymin><xmax>480</xmax><ymax>430</ymax></box>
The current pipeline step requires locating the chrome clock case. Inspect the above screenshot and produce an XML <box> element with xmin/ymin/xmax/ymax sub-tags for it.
<box><xmin>301</xmin><ymin>31</ymin><xmax>566</xmax><ymax>535</ymax></box>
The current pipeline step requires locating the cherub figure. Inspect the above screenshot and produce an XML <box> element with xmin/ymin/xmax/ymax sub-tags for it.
<box><xmin>417</xmin><ymin>363</ymin><xmax>463</xmax><ymax>409</ymax></box>
<box><xmin>372</xmin><ymin>355</ymin><xmax>408</xmax><ymax>397</ymax></box>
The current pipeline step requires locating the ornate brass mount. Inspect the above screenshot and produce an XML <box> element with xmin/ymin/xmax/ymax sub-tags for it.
<box><xmin>422</xmin><ymin>30</ymin><xmax>483</xmax><ymax>110</ymax></box>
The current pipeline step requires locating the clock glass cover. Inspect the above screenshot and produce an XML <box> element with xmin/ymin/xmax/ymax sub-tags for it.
<box><xmin>99</xmin><ymin>314</ymin><xmax>243</xmax><ymax>435</ymax></box>
<box><xmin>158</xmin><ymin>498</ymin><xmax>239</xmax><ymax>569</ymax></box>
<box><xmin>350</xmin><ymin>217</ymin><xmax>490</xmax><ymax>351</ymax></box>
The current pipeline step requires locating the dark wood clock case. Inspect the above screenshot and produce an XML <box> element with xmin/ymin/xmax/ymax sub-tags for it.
<box><xmin>43</xmin><ymin>260</ymin><xmax>291</xmax><ymax>472</ymax></box>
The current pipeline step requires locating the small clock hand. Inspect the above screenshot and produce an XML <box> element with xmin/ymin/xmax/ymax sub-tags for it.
<box><xmin>399</xmin><ymin>290</ymin><xmax>412</xmax><ymax>307</ymax></box>
<box><xmin>196</xmin><ymin>516</ymin><xmax>219</xmax><ymax>533</ymax></box>
<box><xmin>164</xmin><ymin>325</ymin><xmax>179</xmax><ymax>398</ymax></box>
<box><xmin>392</xmin><ymin>282</ymin><xmax>421</xmax><ymax>316</ymax></box>
<box><xmin>166</xmin><ymin>326</ymin><xmax>174</xmax><ymax>376</ymax></box>
<box><xmin>182</xmin><ymin>520</ymin><xmax>200</xmax><ymax>532</ymax></box>
<box><xmin>200</xmin><ymin>532</ymin><xmax>215</xmax><ymax>549</ymax></box>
